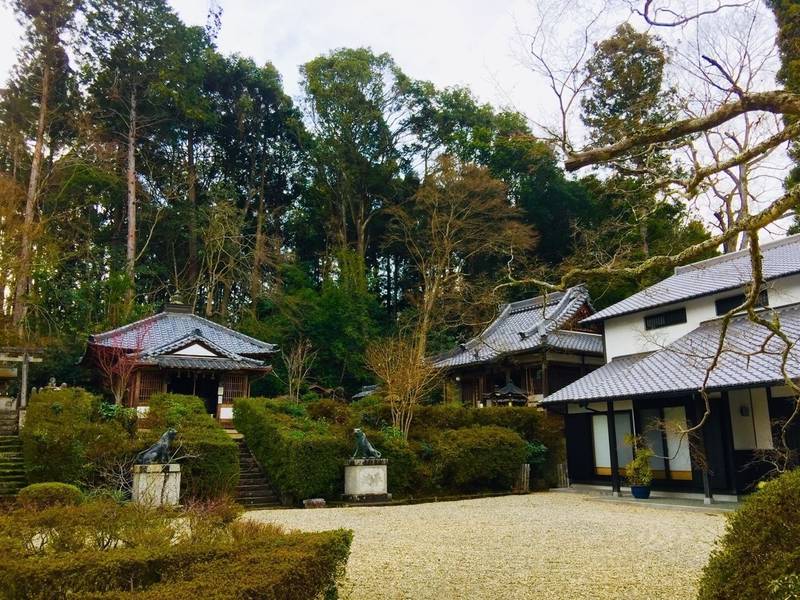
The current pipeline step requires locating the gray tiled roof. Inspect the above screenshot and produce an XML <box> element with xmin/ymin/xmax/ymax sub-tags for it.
<box><xmin>583</xmin><ymin>234</ymin><xmax>800</xmax><ymax>324</ymax></box>
<box><xmin>433</xmin><ymin>285</ymin><xmax>603</xmax><ymax>369</ymax></box>
<box><xmin>139</xmin><ymin>355</ymin><xmax>268</xmax><ymax>371</ymax></box>
<box><xmin>89</xmin><ymin>310</ymin><xmax>277</xmax><ymax>356</ymax></box>
<box><xmin>544</xmin><ymin>303</ymin><xmax>800</xmax><ymax>403</ymax></box>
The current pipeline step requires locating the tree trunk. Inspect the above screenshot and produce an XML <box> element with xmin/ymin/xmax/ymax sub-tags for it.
<box><xmin>11</xmin><ymin>65</ymin><xmax>50</xmax><ymax>335</ymax></box>
<box><xmin>250</xmin><ymin>172</ymin><xmax>266</xmax><ymax>311</ymax></box>
<box><xmin>187</xmin><ymin>126</ymin><xmax>199</xmax><ymax>293</ymax></box>
<box><xmin>125</xmin><ymin>90</ymin><xmax>138</xmax><ymax>306</ymax></box>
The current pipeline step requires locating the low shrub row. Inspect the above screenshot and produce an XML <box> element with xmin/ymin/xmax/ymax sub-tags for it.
<box><xmin>21</xmin><ymin>389</ymin><xmax>239</xmax><ymax>500</ymax></box>
<box><xmin>20</xmin><ymin>388</ymin><xmax>140</xmax><ymax>487</ymax></box>
<box><xmin>0</xmin><ymin>499</ymin><xmax>352</xmax><ymax>600</ymax></box>
<box><xmin>235</xmin><ymin>396</ymin><xmax>562</xmax><ymax>502</ymax></box>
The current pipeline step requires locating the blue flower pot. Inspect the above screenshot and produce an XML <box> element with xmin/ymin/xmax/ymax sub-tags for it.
<box><xmin>631</xmin><ymin>485</ymin><xmax>651</xmax><ymax>499</ymax></box>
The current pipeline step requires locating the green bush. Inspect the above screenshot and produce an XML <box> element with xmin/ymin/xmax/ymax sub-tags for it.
<box><xmin>307</xmin><ymin>398</ymin><xmax>355</xmax><ymax>426</ymax></box>
<box><xmin>21</xmin><ymin>388</ymin><xmax>138</xmax><ymax>486</ymax></box>
<box><xmin>236</xmin><ymin>396</ymin><xmax>561</xmax><ymax>500</ymax></box>
<box><xmin>366</xmin><ymin>430</ymin><xmax>423</xmax><ymax>496</ymax></box>
<box><xmin>17</xmin><ymin>482</ymin><xmax>83</xmax><ymax>510</ymax></box>
<box><xmin>146</xmin><ymin>394</ymin><xmax>239</xmax><ymax>499</ymax></box>
<box><xmin>234</xmin><ymin>398</ymin><xmax>350</xmax><ymax>503</ymax></box>
<box><xmin>0</xmin><ymin>500</ymin><xmax>352</xmax><ymax>600</ymax></box>
<box><xmin>698</xmin><ymin>469</ymin><xmax>800</xmax><ymax>600</ymax></box>
<box><xmin>433</xmin><ymin>425</ymin><xmax>527</xmax><ymax>492</ymax></box>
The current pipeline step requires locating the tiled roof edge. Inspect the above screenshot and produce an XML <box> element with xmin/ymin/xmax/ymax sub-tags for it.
<box><xmin>674</xmin><ymin>233</ymin><xmax>800</xmax><ymax>275</ymax></box>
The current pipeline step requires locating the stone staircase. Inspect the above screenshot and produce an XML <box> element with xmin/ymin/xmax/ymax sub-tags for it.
<box><xmin>0</xmin><ymin>423</ymin><xmax>26</xmax><ymax>498</ymax></box>
<box><xmin>0</xmin><ymin>410</ymin><xmax>18</xmax><ymax>436</ymax></box>
<box><xmin>235</xmin><ymin>437</ymin><xmax>280</xmax><ymax>509</ymax></box>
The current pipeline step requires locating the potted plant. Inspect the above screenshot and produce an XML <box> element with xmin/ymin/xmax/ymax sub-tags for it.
<box><xmin>624</xmin><ymin>435</ymin><xmax>654</xmax><ymax>499</ymax></box>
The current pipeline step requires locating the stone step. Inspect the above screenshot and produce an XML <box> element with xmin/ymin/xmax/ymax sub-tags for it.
<box><xmin>238</xmin><ymin>497</ymin><xmax>280</xmax><ymax>508</ymax></box>
<box><xmin>238</xmin><ymin>495</ymin><xmax>278</xmax><ymax>502</ymax></box>
<box><xmin>235</xmin><ymin>488</ymin><xmax>277</xmax><ymax>500</ymax></box>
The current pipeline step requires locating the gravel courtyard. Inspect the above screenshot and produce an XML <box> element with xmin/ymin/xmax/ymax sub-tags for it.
<box><xmin>248</xmin><ymin>492</ymin><xmax>726</xmax><ymax>600</ymax></box>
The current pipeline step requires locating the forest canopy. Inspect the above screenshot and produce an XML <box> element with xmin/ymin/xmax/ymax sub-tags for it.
<box><xmin>5</xmin><ymin>0</ymin><xmax>769</xmax><ymax>395</ymax></box>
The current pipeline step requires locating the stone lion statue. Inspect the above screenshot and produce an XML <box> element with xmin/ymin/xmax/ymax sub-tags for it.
<box><xmin>136</xmin><ymin>428</ymin><xmax>177</xmax><ymax>465</ymax></box>
<box><xmin>352</xmin><ymin>428</ymin><xmax>381</xmax><ymax>459</ymax></box>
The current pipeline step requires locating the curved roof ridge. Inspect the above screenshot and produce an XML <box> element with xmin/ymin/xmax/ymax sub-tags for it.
<box><xmin>519</xmin><ymin>285</ymin><xmax>588</xmax><ymax>339</ymax></box>
<box><xmin>187</xmin><ymin>313</ymin><xmax>277</xmax><ymax>353</ymax></box>
<box><xmin>506</xmin><ymin>291</ymin><xmax>564</xmax><ymax>313</ymax></box>
<box><xmin>463</xmin><ymin>302</ymin><xmax>513</xmax><ymax>351</ymax></box>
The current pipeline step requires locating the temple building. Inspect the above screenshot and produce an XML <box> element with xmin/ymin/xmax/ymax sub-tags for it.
<box><xmin>83</xmin><ymin>301</ymin><xmax>276</xmax><ymax>422</ymax></box>
<box><xmin>433</xmin><ymin>285</ymin><xmax>605</xmax><ymax>406</ymax></box>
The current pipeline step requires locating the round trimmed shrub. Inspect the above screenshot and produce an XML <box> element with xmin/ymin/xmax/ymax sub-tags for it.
<box><xmin>17</xmin><ymin>482</ymin><xmax>83</xmax><ymax>510</ymax></box>
<box><xmin>698</xmin><ymin>468</ymin><xmax>800</xmax><ymax>600</ymax></box>
<box><xmin>433</xmin><ymin>425</ymin><xmax>527</xmax><ymax>492</ymax></box>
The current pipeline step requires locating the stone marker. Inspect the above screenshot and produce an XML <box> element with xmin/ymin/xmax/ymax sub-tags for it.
<box><xmin>132</xmin><ymin>463</ymin><xmax>181</xmax><ymax>507</ymax></box>
<box><xmin>303</xmin><ymin>498</ymin><xmax>326</xmax><ymax>508</ymax></box>
<box><xmin>345</xmin><ymin>428</ymin><xmax>391</xmax><ymax>502</ymax></box>
<box><xmin>344</xmin><ymin>458</ymin><xmax>391</xmax><ymax>502</ymax></box>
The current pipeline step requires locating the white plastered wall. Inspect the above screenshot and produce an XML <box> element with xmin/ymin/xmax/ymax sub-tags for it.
<box><xmin>603</xmin><ymin>273</ymin><xmax>800</xmax><ymax>361</ymax></box>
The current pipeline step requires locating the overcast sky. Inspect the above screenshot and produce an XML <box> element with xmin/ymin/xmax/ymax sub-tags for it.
<box><xmin>0</xmin><ymin>1</ymin><xmax>791</xmax><ymax>238</ymax></box>
<box><xmin>0</xmin><ymin>0</ymin><xmax>545</xmax><ymax>112</ymax></box>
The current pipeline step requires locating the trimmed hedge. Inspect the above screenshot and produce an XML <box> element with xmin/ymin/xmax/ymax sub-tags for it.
<box><xmin>17</xmin><ymin>482</ymin><xmax>83</xmax><ymax>510</ymax></box>
<box><xmin>236</xmin><ymin>397</ymin><xmax>560</xmax><ymax>501</ymax></box>
<box><xmin>433</xmin><ymin>426</ymin><xmax>527</xmax><ymax>491</ymax></box>
<box><xmin>145</xmin><ymin>394</ymin><xmax>240</xmax><ymax>499</ymax></box>
<box><xmin>0</xmin><ymin>500</ymin><xmax>352</xmax><ymax>600</ymax></box>
<box><xmin>698</xmin><ymin>468</ymin><xmax>800</xmax><ymax>600</ymax></box>
<box><xmin>234</xmin><ymin>398</ymin><xmax>350</xmax><ymax>503</ymax></box>
<box><xmin>20</xmin><ymin>388</ymin><xmax>139</xmax><ymax>486</ymax></box>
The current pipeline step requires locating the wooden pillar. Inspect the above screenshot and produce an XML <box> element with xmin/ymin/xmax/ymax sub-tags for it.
<box><xmin>696</xmin><ymin>394</ymin><xmax>714</xmax><ymax>505</ymax></box>
<box><xmin>541</xmin><ymin>354</ymin><xmax>549</xmax><ymax>397</ymax></box>
<box><xmin>607</xmin><ymin>399</ymin><xmax>621</xmax><ymax>496</ymax></box>
<box><xmin>19</xmin><ymin>352</ymin><xmax>29</xmax><ymax>410</ymax></box>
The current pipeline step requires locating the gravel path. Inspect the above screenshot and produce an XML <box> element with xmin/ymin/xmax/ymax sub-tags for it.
<box><xmin>247</xmin><ymin>492</ymin><xmax>726</xmax><ymax>600</ymax></box>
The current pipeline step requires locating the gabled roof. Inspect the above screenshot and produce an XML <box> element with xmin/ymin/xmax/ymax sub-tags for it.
<box><xmin>583</xmin><ymin>234</ymin><xmax>800</xmax><ymax>324</ymax></box>
<box><xmin>86</xmin><ymin>305</ymin><xmax>276</xmax><ymax>373</ymax></box>
<box><xmin>485</xmin><ymin>382</ymin><xmax>528</xmax><ymax>399</ymax></box>
<box><xmin>433</xmin><ymin>285</ymin><xmax>603</xmax><ymax>369</ymax></box>
<box><xmin>544</xmin><ymin>303</ymin><xmax>800</xmax><ymax>403</ymax></box>
<box><xmin>89</xmin><ymin>307</ymin><xmax>277</xmax><ymax>356</ymax></box>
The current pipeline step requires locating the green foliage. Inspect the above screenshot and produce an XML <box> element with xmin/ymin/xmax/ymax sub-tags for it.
<box><xmin>433</xmin><ymin>426</ymin><xmax>527</xmax><ymax>492</ymax></box>
<box><xmin>17</xmin><ymin>482</ymin><xmax>84</xmax><ymax>510</ymax></box>
<box><xmin>20</xmin><ymin>388</ymin><xmax>138</xmax><ymax>486</ymax></box>
<box><xmin>236</xmin><ymin>396</ymin><xmax>557</xmax><ymax>499</ymax></box>
<box><xmin>0</xmin><ymin>499</ymin><xmax>352</xmax><ymax>600</ymax></box>
<box><xmin>525</xmin><ymin>442</ymin><xmax>549</xmax><ymax>478</ymax></box>
<box><xmin>698</xmin><ymin>469</ymin><xmax>800</xmax><ymax>600</ymax></box>
<box><xmin>625</xmin><ymin>450</ymin><xmax>654</xmax><ymax>487</ymax></box>
<box><xmin>146</xmin><ymin>394</ymin><xmax>239</xmax><ymax>499</ymax></box>
<box><xmin>234</xmin><ymin>398</ymin><xmax>350</xmax><ymax>503</ymax></box>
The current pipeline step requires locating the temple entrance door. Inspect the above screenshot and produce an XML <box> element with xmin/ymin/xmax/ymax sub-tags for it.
<box><xmin>167</xmin><ymin>373</ymin><xmax>219</xmax><ymax>416</ymax></box>
<box><xmin>195</xmin><ymin>377</ymin><xmax>219</xmax><ymax>416</ymax></box>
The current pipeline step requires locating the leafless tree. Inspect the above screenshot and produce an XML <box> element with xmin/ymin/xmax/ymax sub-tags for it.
<box><xmin>92</xmin><ymin>321</ymin><xmax>152</xmax><ymax>405</ymax></box>
<box><xmin>387</xmin><ymin>156</ymin><xmax>534</xmax><ymax>361</ymax></box>
<box><xmin>281</xmin><ymin>339</ymin><xmax>317</xmax><ymax>403</ymax></box>
<box><xmin>365</xmin><ymin>335</ymin><xmax>440</xmax><ymax>440</ymax></box>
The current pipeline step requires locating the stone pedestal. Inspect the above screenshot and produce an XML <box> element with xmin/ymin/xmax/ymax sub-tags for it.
<box><xmin>344</xmin><ymin>458</ymin><xmax>390</xmax><ymax>502</ymax></box>
<box><xmin>132</xmin><ymin>464</ymin><xmax>181</xmax><ymax>507</ymax></box>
